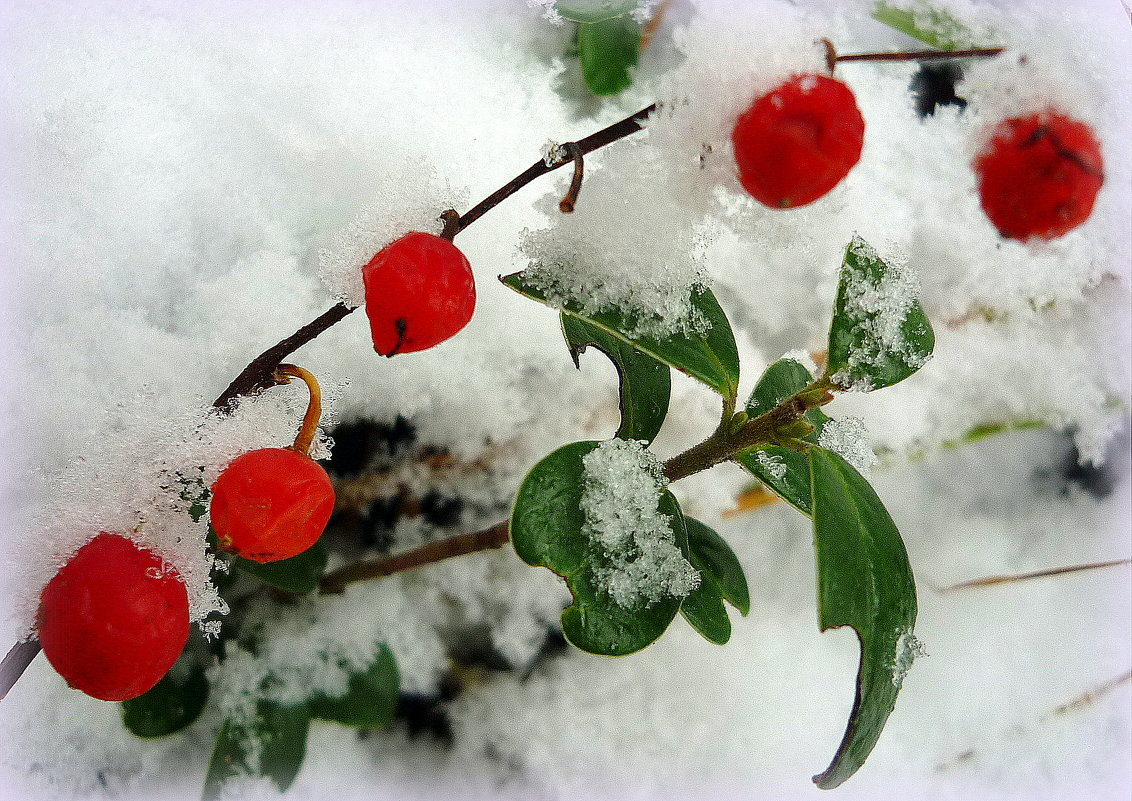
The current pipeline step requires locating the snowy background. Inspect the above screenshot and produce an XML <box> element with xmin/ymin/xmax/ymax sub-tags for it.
<box><xmin>1</xmin><ymin>0</ymin><xmax>1129</xmax><ymax>799</ymax></box>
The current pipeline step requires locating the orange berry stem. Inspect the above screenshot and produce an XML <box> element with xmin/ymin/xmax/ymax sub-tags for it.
<box><xmin>272</xmin><ymin>364</ymin><xmax>322</xmax><ymax>456</ymax></box>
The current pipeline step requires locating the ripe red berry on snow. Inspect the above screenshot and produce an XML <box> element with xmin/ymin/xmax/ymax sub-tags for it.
<box><xmin>731</xmin><ymin>73</ymin><xmax>865</xmax><ymax>209</ymax></box>
<box><xmin>37</xmin><ymin>533</ymin><xmax>189</xmax><ymax>701</ymax></box>
<box><xmin>362</xmin><ymin>232</ymin><xmax>476</xmax><ymax>356</ymax></box>
<box><xmin>209</xmin><ymin>447</ymin><xmax>334</xmax><ymax>563</ymax></box>
<box><xmin>974</xmin><ymin>110</ymin><xmax>1104</xmax><ymax>241</ymax></box>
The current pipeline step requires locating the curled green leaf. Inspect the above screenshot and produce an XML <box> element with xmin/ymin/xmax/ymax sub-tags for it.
<box><xmin>809</xmin><ymin>447</ymin><xmax>919</xmax><ymax>789</ymax></box>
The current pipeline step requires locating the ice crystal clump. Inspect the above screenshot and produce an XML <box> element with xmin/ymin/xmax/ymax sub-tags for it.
<box><xmin>580</xmin><ymin>439</ymin><xmax>699</xmax><ymax>608</ymax></box>
<box><xmin>818</xmin><ymin>416</ymin><xmax>878</xmax><ymax>473</ymax></box>
<box><xmin>317</xmin><ymin>161</ymin><xmax>468</xmax><ymax>308</ymax></box>
<box><xmin>892</xmin><ymin>630</ymin><xmax>928</xmax><ymax>690</ymax></box>
<box><xmin>831</xmin><ymin>237</ymin><xmax>931</xmax><ymax>391</ymax></box>
<box><xmin>519</xmin><ymin>146</ymin><xmax>712</xmax><ymax>340</ymax></box>
<box><xmin>754</xmin><ymin>449</ymin><xmax>787</xmax><ymax>481</ymax></box>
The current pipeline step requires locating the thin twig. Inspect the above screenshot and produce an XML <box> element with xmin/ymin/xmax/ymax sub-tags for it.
<box><xmin>836</xmin><ymin>46</ymin><xmax>1005</xmax><ymax>63</ymax></box>
<box><xmin>320</xmin><ymin>522</ymin><xmax>510</xmax><ymax>593</ymax></box>
<box><xmin>1</xmin><ymin>640</ymin><xmax>41</xmax><ymax>701</ymax></box>
<box><xmin>942</xmin><ymin>558</ymin><xmax>1130</xmax><ymax>591</ymax></box>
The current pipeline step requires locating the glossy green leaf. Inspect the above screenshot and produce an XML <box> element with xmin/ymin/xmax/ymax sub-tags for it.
<box><xmin>561</xmin><ymin>314</ymin><xmax>670</xmax><ymax>444</ymax></box>
<box><xmin>203</xmin><ymin>702</ymin><xmax>310</xmax><ymax>800</ymax></box>
<box><xmin>685</xmin><ymin>517</ymin><xmax>749</xmax><ymax>616</ymax></box>
<box><xmin>679</xmin><ymin>518</ymin><xmax>749</xmax><ymax>645</ymax></box>
<box><xmin>309</xmin><ymin>646</ymin><xmax>399</xmax><ymax>729</ymax></box>
<box><xmin>734</xmin><ymin>358</ymin><xmax>831</xmax><ymax>516</ymax></box>
<box><xmin>502</xmin><ymin>272</ymin><xmax>740</xmax><ymax>401</ymax></box>
<box><xmin>555</xmin><ymin>0</ymin><xmax>637</xmax><ymax>23</ymax></box>
<box><xmin>510</xmin><ymin>441</ymin><xmax>685</xmax><ymax>655</ymax></box>
<box><xmin>231</xmin><ymin>537</ymin><xmax>329</xmax><ymax>594</ymax></box>
<box><xmin>578</xmin><ymin>15</ymin><xmax>640</xmax><ymax>95</ymax></box>
<box><xmin>121</xmin><ymin>660</ymin><xmax>209</xmax><ymax>738</ymax></box>
<box><xmin>826</xmin><ymin>236</ymin><xmax>934</xmax><ymax>392</ymax></box>
<box><xmin>809</xmin><ymin>447</ymin><xmax>920</xmax><ymax>789</ymax></box>
<box><xmin>872</xmin><ymin>1</ymin><xmax>979</xmax><ymax>50</ymax></box>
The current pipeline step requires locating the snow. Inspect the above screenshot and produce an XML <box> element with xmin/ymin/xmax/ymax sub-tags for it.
<box><xmin>0</xmin><ymin>0</ymin><xmax>1129</xmax><ymax>800</ymax></box>
<box><xmin>819</xmin><ymin>416</ymin><xmax>879</xmax><ymax>474</ymax></box>
<box><xmin>581</xmin><ymin>439</ymin><xmax>698</xmax><ymax>607</ymax></box>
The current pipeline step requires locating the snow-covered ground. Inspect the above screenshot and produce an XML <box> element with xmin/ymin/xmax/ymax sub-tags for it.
<box><xmin>1</xmin><ymin>1</ymin><xmax>1129</xmax><ymax>799</ymax></box>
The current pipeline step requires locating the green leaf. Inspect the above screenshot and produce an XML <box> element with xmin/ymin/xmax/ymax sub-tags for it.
<box><xmin>230</xmin><ymin>537</ymin><xmax>329</xmax><ymax>594</ymax></box>
<box><xmin>510</xmin><ymin>441</ymin><xmax>685</xmax><ymax>656</ymax></box>
<box><xmin>203</xmin><ymin>702</ymin><xmax>310</xmax><ymax>800</ymax></box>
<box><xmin>826</xmin><ymin>236</ymin><xmax>934</xmax><ymax>392</ymax></box>
<box><xmin>808</xmin><ymin>447</ymin><xmax>920</xmax><ymax>790</ymax></box>
<box><xmin>685</xmin><ymin>517</ymin><xmax>749</xmax><ymax>616</ymax></box>
<box><xmin>309</xmin><ymin>646</ymin><xmax>400</xmax><ymax>729</ymax></box>
<box><xmin>734</xmin><ymin>358</ymin><xmax>831</xmax><ymax>516</ymax></box>
<box><xmin>555</xmin><ymin>0</ymin><xmax>637</xmax><ymax>24</ymax></box>
<box><xmin>502</xmin><ymin>272</ymin><xmax>740</xmax><ymax>401</ymax></box>
<box><xmin>872</xmin><ymin>1</ymin><xmax>980</xmax><ymax>51</ymax></box>
<box><xmin>679</xmin><ymin>518</ymin><xmax>748</xmax><ymax>645</ymax></box>
<box><xmin>121</xmin><ymin>660</ymin><xmax>209</xmax><ymax>738</ymax></box>
<box><xmin>578</xmin><ymin>15</ymin><xmax>640</xmax><ymax>96</ymax></box>
<box><xmin>561</xmin><ymin>314</ymin><xmax>671</xmax><ymax>444</ymax></box>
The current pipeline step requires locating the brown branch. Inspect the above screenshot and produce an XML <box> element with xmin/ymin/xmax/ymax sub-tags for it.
<box><xmin>1</xmin><ymin>640</ymin><xmax>41</xmax><ymax>701</ymax></box>
<box><xmin>320</xmin><ymin>521</ymin><xmax>510</xmax><ymax>594</ymax></box>
<box><xmin>213</xmin><ymin>302</ymin><xmax>355</xmax><ymax>409</ymax></box>
<box><xmin>836</xmin><ymin>46</ymin><xmax>1005</xmax><ymax>63</ymax></box>
<box><xmin>558</xmin><ymin>143</ymin><xmax>585</xmax><ymax>213</ymax></box>
<box><xmin>942</xmin><ymin>558</ymin><xmax>1130</xmax><ymax>591</ymax></box>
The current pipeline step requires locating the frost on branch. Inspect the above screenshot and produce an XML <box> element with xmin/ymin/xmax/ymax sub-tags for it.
<box><xmin>580</xmin><ymin>439</ymin><xmax>698</xmax><ymax>608</ymax></box>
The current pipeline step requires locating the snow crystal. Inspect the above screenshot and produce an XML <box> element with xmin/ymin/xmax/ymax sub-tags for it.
<box><xmin>541</xmin><ymin>140</ymin><xmax>569</xmax><ymax>168</ymax></box>
<box><xmin>892</xmin><ymin>629</ymin><xmax>928</xmax><ymax>690</ymax></box>
<box><xmin>317</xmin><ymin>161</ymin><xmax>469</xmax><ymax>308</ymax></box>
<box><xmin>580</xmin><ymin>439</ymin><xmax>699</xmax><ymax>608</ymax></box>
<box><xmin>832</xmin><ymin>236</ymin><xmax>931</xmax><ymax>390</ymax></box>
<box><xmin>753</xmin><ymin>449</ymin><xmax>787</xmax><ymax>481</ymax></box>
<box><xmin>527</xmin><ymin>0</ymin><xmax>564</xmax><ymax>26</ymax></box>
<box><xmin>818</xmin><ymin>416</ymin><xmax>878</xmax><ymax>473</ymax></box>
<box><xmin>519</xmin><ymin>143</ymin><xmax>713</xmax><ymax>340</ymax></box>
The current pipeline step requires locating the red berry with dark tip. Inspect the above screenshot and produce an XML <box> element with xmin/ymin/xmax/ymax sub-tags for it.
<box><xmin>731</xmin><ymin>74</ymin><xmax>865</xmax><ymax>208</ymax></box>
<box><xmin>362</xmin><ymin>232</ymin><xmax>475</xmax><ymax>356</ymax></box>
<box><xmin>37</xmin><ymin>533</ymin><xmax>189</xmax><ymax>702</ymax></box>
<box><xmin>975</xmin><ymin>110</ymin><xmax>1104</xmax><ymax>241</ymax></box>
<box><xmin>209</xmin><ymin>447</ymin><xmax>334</xmax><ymax>563</ymax></box>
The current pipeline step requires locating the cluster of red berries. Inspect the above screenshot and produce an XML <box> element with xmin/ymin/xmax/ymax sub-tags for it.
<box><xmin>36</xmin><ymin>233</ymin><xmax>477</xmax><ymax>701</ymax></box>
<box><xmin>730</xmin><ymin>73</ymin><xmax>1104</xmax><ymax>240</ymax></box>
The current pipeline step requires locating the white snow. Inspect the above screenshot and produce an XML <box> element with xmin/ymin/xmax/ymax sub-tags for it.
<box><xmin>819</xmin><ymin>416</ymin><xmax>879</xmax><ymax>474</ymax></box>
<box><xmin>0</xmin><ymin>0</ymin><xmax>1128</xmax><ymax>800</ymax></box>
<box><xmin>581</xmin><ymin>439</ymin><xmax>699</xmax><ymax>607</ymax></box>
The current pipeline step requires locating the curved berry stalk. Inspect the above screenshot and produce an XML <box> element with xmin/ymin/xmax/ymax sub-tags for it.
<box><xmin>209</xmin><ymin>365</ymin><xmax>335</xmax><ymax>563</ymax></box>
<box><xmin>37</xmin><ymin>533</ymin><xmax>189</xmax><ymax>701</ymax></box>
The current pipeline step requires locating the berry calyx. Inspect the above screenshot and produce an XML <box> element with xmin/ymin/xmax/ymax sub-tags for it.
<box><xmin>362</xmin><ymin>231</ymin><xmax>475</xmax><ymax>356</ymax></box>
<box><xmin>731</xmin><ymin>74</ymin><xmax>866</xmax><ymax>209</ymax></box>
<box><xmin>209</xmin><ymin>447</ymin><xmax>335</xmax><ymax>563</ymax></box>
<box><xmin>974</xmin><ymin>110</ymin><xmax>1104</xmax><ymax>241</ymax></box>
<box><xmin>37</xmin><ymin>533</ymin><xmax>189</xmax><ymax>701</ymax></box>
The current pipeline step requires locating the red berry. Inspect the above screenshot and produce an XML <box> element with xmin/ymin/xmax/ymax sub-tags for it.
<box><xmin>731</xmin><ymin>74</ymin><xmax>865</xmax><ymax>208</ymax></box>
<box><xmin>975</xmin><ymin>110</ymin><xmax>1104</xmax><ymax>241</ymax></box>
<box><xmin>37</xmin><ymin>533</ymin><xmax>189</xmax><ymax>702</ymax></box>
<box><xmin>209</xmin><ymin>447</ymin><xmax>334</xmax><ymax>563</ymax></box>
<box><xmin>362</xmin><ymin>232</ymin><xmax>475</xmax><ymax>356</ymax></box>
